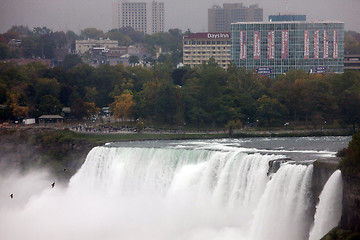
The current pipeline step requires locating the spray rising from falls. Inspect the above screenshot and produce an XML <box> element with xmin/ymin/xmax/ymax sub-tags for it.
<box><xmin>0</xmin><ymin>143</ymin><xmax>343</xmax><ymax>240</ymax></box>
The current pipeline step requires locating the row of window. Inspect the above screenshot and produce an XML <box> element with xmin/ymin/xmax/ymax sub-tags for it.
<box><xmin>232</xmin><ymin>23</ymin><xmax>343</xmax><ymax>31</ymax></box>
<box><xmin>184</xmin><ymin>60</ymin><xmax>229</xmax><ymax>63</ymax></box>
<box><xmin>184</xmin><ymin>52</ymin><xmax>230</xmax><ymax>56</ymax></box>
<box><xmin>184</xmin><ymin>56</ymin><xmax>230</xmax><ymax>59</ymax></box>
<box><xmin>184</xmin><ymin>46</ymin><xmax>229</xmax><ymax>49</ymax></box>
<box><xmin>184</xmin><ymin>41</ymin><xmax>231</xmax><ymax>45</ymax></box>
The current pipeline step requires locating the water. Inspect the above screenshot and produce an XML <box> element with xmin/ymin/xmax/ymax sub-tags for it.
<box><xmin>0</xmin><ymin>137</ymin><xmax>350</xmax><ymax>240</ymax></box>
<box><xmin>308</xmin><ymin>170</ymin><xmax>343</xmax><ymax>240</ymax></box>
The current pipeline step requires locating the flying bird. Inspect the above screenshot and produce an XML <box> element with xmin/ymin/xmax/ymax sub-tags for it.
<box><xmin>51</xmin><ymin>182</ymin><xmax>55</xmax><ymax>188</ymax></box>
<box><xmin>10</xmin><ymin>194</ymin><xmax>13</xmax><ymax>199</ymax></box>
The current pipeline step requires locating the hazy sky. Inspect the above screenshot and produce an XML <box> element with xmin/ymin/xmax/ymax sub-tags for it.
<box><xmin>1</xmin><ymin>0</ymin><xmax>359</xmax><ymax>34</ymax></box>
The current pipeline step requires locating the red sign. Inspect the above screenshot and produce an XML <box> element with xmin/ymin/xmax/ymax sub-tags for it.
<box><xmin>304</xmin><ymin>30</ymin><xmax>310</xmax><ymax>59</ymax></box>
<box><xmin>281</xmin><ymin>30</ymin><xmax>289</xmax><ymax>59</ymax></box>
<box><xmin>253</xmin><ymin>31</ymin><xmax>261</xmax><ymax>59</ymax></box>
<box><xmin>323</xmin><ymin>30</ymin><xmax>329</xmax><ymax>59</ymax></box>
<box><xmin>314</xmin><ymin>30</ymin><xmax>319</xmax><ymax>59</ymax></box>
<box><xmin>333</xmin><ymin>30</ymin><xmax>338</xmax><ymax>59</ymax></box>
<box><xmin>267</xmin><ymin>31</ymin><xmax>275</xmax><ymax>59</ymax></box>
<box><xmin>239</xmin><ymin>31</ymin><xmax>247</xmax><ymax>60</ymax></box>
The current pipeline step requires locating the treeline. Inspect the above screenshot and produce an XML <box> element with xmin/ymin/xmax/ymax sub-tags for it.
<box><xmin>1</xmin><ymin>58</ymin><xmax>360</xmax><ymax>130</ymax></box>
<box><xmin>2</xmin><ymin>25</ymin><xmax>360</xmax><ymax>64</ymax></box>
<box><xmin>0</xmin><ymin>25</ymin><xmax>185</xmax><ymax>65</ymax></box>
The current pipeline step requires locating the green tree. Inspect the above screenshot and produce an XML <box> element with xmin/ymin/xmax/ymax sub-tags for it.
<box><xmin>63</xmin><ymin>54</ymin><xmax>83</xmax><ymax>70</ymax></box>
<box><xmin>21</xmin><ymin>36</ymin><xmax>39</xmax><ymax>58</ymax></box>
<box><xmin>225</xmin><ymin>120</ymin><xmax>242</xmax><ymax>136</ymax></box>
<box><xmin>345</xmin><ymin>31</ymin><xmax>360</xmax><ymax>54</ymax></box>
<box><xmin>339</xmin><ymin>92</ymin><xmax>360</xmax><ymax>132</ymax></box>
<box><xmin>81</xmin><ymin>28</ymin><xmax>104</xmax><ymax>39</ymax></box>
<box><xmin>154</xmin><ymin>81</ymin><xmax>178</xmax><ymax>123</ymax></box>
<box><xmin>8</xmin><ymin>25</ymin><xmax>32</xmax><ymax>37</ymax></box>
<box><xmin>71</xmin><ymin>98</ymin><xmax>87</xmax><ymax>119</ymax></box>
<box><xmin>0</xmin><ymin>43</ymin><xmax>11</xmax><ymax>59</ymax></box>
<box><xmin>35</xmin><ymin>78</ymin><xmax>61</xmax><ymax>103</ymax></box>
<box><xmin>256</xmin><ymin>95</ymin><xmax>288</xmax><ymax>127</ymax></box>
<box><xmin>38</xmin><ymin>95</ymin><xmax>62</xmax><ymax>115</ymax></box>
<box><xmin>339</xmin><ymin>130</ymin><xmax>360</xmax><ymax>176</ymax></box>
<box><xmin>106</xmin><ymin>29</ymin><xmax>132</xmax><ymax>46</ymax></box>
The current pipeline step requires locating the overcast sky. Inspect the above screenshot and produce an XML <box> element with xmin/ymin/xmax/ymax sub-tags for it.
<box><xmin>1</xmin><ymin>0</ymin><xmax>359</xmax><ymax>34</ymax></box>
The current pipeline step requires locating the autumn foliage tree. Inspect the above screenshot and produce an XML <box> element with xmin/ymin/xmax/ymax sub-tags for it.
<box><xmin>9</xmin><ymin>92</ymin><xmax>29</xmax><ymax>119</ymax></box>
<box><xmin>84</xmin><ymin>102</ymin><xmax>100</xmax><ymax>117</ymax></box>
<box><xmin>110</xmin><ymin>92</ymin><xmax>135</xmax><ymax>122</ymax></box>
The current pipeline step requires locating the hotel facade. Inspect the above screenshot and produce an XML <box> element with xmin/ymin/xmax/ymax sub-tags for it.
<box><xmin>231</xmin><ymin>21</ymin><xmax>344</xmax><ymax>77</ymax></box>
<box><xmin>112</xmin><ymin>0</ymin><xmax>164</xmax><ymax>34</ymax></box>
<box><xmin>183</xmin><ymin>32</ymin><xmax>232</xmax><ymax>70</ymax></box>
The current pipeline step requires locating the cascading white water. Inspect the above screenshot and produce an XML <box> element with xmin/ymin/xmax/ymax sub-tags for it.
<box><xmin>250</xmin><ymin>164</ymin><xmax>314</xmax><ymax>240</ymax></box>
<box><xmin>308</xmin><ymin>170</ymin><xmax>343</xmax><ymax>240</ymax></box>
<box><xmin>0</xmin><ymin>141</ymin><xmax>345</xmax><ymax>240</ymax></box>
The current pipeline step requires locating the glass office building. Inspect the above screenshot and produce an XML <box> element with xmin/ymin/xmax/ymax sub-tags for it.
<box><xmin>231</xmin><ymin>21</ymin><xmax>344</xmax><ymax>78</ymax></box>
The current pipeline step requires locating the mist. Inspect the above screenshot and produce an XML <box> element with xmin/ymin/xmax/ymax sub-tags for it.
<box><xmin>0</xmin><ymin>0</ymin><xmax>359</xmax><ymax>34</ymax></box>
<box><xmin>0</xmin><ymin>167</ymin><xmax>248</xmax><ymax>240</ymax></box>
<box><xmin>0</xmin><ymin>139</ymin><xmax>345</xmax><ymax>240</ymax></box>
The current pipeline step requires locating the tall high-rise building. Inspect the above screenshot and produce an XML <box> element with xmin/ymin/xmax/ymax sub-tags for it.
<box><xmin>208</xmin><ymin>3</ymin><xmax>263</xmax><ymax>32</ymax></box>
<box><xmin>112</xmin><ymin>0</ymin><xmax>164</xmax><ymax>34</ymax></box>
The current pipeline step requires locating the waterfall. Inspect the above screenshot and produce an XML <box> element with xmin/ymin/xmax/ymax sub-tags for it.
<box><xmin>308</xmin><ymin>170</ymin><xmax>343</xmax><ymax>240</ymax></box>
<box><xmin>66</xmin><ymin>146</ymin><xmax>314</xmax><ymax>240</ymax></box>
<box><xmin>0</xmin><ymin>142</ymin><xmax>343</xmax><ymax>240</ymax></box>
<box><xmin>250</xmin><ymin>164</ymin><xmax>313</xmax><ymax>240</ymax></box>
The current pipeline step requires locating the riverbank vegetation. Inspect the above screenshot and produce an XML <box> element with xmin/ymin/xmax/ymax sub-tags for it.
<box><xmin>1</xmin><ymin>59</ymin><xmax>360</xmax><ymax>132</ymax></box>
<box><xmin>339</xmin><ymin>130</ymin><xmax>360</xmax><ymax>177</ymax></box>
<box><xmin>1</xmin><ymin>26</ymin><xmax>360</xmax><ymax>131</ymax></box>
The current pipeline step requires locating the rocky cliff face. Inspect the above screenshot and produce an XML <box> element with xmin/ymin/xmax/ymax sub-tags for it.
<box><xmin>312</xmin><ymin>159</ymin><xmax>339</xmax><ymax>205</ymax></box>
<box><xmin>341</xmin><ymin>175</ymin><xmax>360</xmax><ymax>232</ymax></box>
<box><xmin>0</xmin><ymin>128</ymin><xmax>95</xmax><ymax>181</ymax></box>
<box><xmin>313</xmin><ymin>159</ymin><xmax>360</xmax><ymax>235</ymax></box>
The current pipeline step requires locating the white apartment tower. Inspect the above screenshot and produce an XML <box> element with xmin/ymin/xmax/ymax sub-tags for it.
<box><xmin>112</xmin><ymin>0</ymin><xmax>165</xmax><ymax>34</ymax></box>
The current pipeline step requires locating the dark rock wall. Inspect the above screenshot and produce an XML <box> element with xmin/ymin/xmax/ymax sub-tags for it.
<box><xmin>312</xmin><ymin>159</ymin><xmax>339</xmax><ymax>206</ymax></box>
<box><xmin>313</xmin><ymin>158</ymin><xmax>360</xmax><ymax>234</ymax></box>
<box><xmin>341</xmin><ymin>175</ymin><xmax>360</xmax><ymax>232</ymax></box>
<box><xmin>0</xmin><ymin>128</ymin><xmax>94</xmax><ymax>181</ymax></box>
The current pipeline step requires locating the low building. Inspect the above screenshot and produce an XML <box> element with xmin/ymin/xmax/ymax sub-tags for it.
<box><xmin>107</xmin><ymin>47</ymin><xmax>128</xmax><ymax>58</ymax></box>
<box><xmin>183</xmin><ymin>32</ymin><xmax>232</xmax><ymax>70</ymax></box>
<box><xmin>109</xmin><ymin>54</ymin><xmax>131</xmax><ymax>66</ymax></box>
<box><xmin>39</xmin><ymin>115</ymin><xmax>64</xmax><ymax>124</ymax></box>
<box><xmin>75</xmin><ymin>39</ymin><xmax>118</xmax><ymax>54</ymax></box>
<box><xmin>344</xmin><ymin>54</ymin><xmax>360</xmax><ymax>71</ymax></box>
<box><xmin>7</xmin><ymin>39</ymin><xmax>21</xmax><ymax>49</ymax></box>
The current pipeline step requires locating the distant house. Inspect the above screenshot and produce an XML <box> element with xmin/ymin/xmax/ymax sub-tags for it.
<box><xmin>75</xmin><ymin>38</ymin><xmax>118</xmax><ymax>54</ymax></box>
<box><xmin>39</xmin><ymin>115</ymin><xmax>64</xmax><ymax>124</ymax></box>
